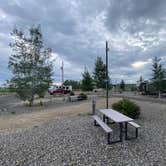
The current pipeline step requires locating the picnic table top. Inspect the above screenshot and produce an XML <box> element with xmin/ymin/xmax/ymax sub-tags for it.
<box><xmin>99</xmin><ymin>109</ymin><xmax>133</xmax><ymax>123</ymax></box>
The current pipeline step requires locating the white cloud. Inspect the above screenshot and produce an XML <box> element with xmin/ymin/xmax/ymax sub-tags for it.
<box><xmin>0</xmin><ymin>8</ymin><xmax>7</xmax><ymax>20</ymax></box>
<box><xmin>0</xmin><ymin>0</ymin><xmax>166</xmax><ymax>83</ymax></box>
<box><xmin>131</xmin><ymin>59</ymin><xmax>151</xmax><ymax>69</ymax></box>
<box><xmin>51</xmin><ymin>52</ymin><xmax>83</xmax><ymax>82</ymax></box>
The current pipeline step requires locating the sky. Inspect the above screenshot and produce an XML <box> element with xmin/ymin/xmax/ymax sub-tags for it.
<box><xmin>0</xmin><ymin>0</ymin><xmax>166</xmax><ymax>85</ymax></box>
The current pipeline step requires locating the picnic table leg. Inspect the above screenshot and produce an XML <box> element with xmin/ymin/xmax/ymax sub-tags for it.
<box><xmin>136</xmin><ymin>128</ymin><xmax>138</xmax><ymax>138</ymax></box>
<box><xmin>119</xmin><ymin>123</ymin><xmax>123</xmax><ymax>142</ymax></box>
<box><xmin>125</xmin><ymin>122</ymin><xmax>128</xmax><ymax>140</ymax></box>
<box><xmin>106</xmin><ymin>117</ymin><xmax>109</xmax><ymax>124</ymax></box>
<box><xmin>103</xmin><ymin>115</ymin><xmax>106</xmax><ymax>122</ymax></box>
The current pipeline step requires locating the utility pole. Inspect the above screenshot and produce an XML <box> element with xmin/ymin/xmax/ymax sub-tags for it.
<box><xmin>106</xmin><ymin>41</ymin><xmax>109</xmax><ymax>109</ymax></box>
<box><xmin>61</xmin><ymin>61</ymin><xmax>64</xmax><ymax>86</ymax></box>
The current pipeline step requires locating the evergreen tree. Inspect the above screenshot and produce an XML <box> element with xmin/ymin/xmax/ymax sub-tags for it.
<box><xmin>151</xmin><ymin>57</ymin><xmax>165</xmax><ymax>98</ymax></box>
<box><xmin>139</xmin><ymin>76</ymin><xmax>143</xmax><ymax>83</ymax></box>
<box><xmin>8</xmin><ymin>25</ymin><xmax>53</xmax><ymax>105</ymax></box>
<box><xmin>81</xmin><ymin>68</ymin><xmax>93</xmax><ymax>91</ymax></box>
<box><xmin>120</xmin><ymin>80</ymin><xmax>125</xmax><ymax>91</ymax></box>
<box><xmin>93</xmin><ymin>56</ymin><xmax>107</xmax><ymax>88</ymax></box>
<box><xmin>63</xmin><ymin>80</ymin><xmax>80</xmax><ymax>89</ymax></box>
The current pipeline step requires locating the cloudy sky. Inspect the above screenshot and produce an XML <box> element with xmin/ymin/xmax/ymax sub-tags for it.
<box><xmin>0</xmin><ymin>0</ymin><xmax>166</xmax><ymax>85</ymax></box>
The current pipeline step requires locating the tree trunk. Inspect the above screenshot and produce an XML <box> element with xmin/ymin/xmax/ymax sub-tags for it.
<box><xmin>158</xmin><ymin>90</ymin><xmax>161</xmax><ymax>99</ymax></box>
<box><xmin>29</xmin><ymin>100</ymin><xmax>33</xmax><ymax>106</ymax></box>
<box><xmin>39</xmin><ymin>99</ymin><xmax>43</xmax><ymax>106</ymax></box>
<box><xmin>29</xmin><ymin>95</ymin><xmax>34</xmax><ymax>106</ymax></box>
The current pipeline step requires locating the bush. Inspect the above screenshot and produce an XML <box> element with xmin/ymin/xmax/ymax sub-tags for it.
<box><xmin>70</xmin><ymin>91</ymin><xmax>75</xmax><ymax>96</ymax></box>
<box><xmin>78</xmin><ymin>93</ymin><xmax>87</xmax><ymax>100</ymax></box>
<box><xmin>112</xmin><ymin>99</ymin><xmax>140</xmax><ymax>119</ymax></box>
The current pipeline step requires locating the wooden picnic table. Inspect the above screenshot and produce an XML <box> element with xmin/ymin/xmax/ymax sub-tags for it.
<box><xmin>99</xmin><ymin>109</ymin><xmax>133</xmax><ymax>142</ymax></box>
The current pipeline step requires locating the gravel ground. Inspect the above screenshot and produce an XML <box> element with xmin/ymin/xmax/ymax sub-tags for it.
<box><xmin>0</xmin><ymin>100</ymin><xmax>166</xmax><ymax>165</ymax></box>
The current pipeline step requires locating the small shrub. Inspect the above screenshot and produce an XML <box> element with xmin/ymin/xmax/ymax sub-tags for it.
<box><xmin>112</xmin><ymin>99</ymin><xmax>140</xmax><ymax>119</ymax></box>
<box><xmin>70</xmin><ymin>91</ymin><xmax>75</xmax><ymax>96</ymax></box>
<box><xmin>79</xmin><ymin>93</ymin><xmax>87</xmax><ymax>100</ymax></box>
<box><xmin>39</xmin><ymin>100</ymin><xmax>43</xmax><ymax>106</ymax></box>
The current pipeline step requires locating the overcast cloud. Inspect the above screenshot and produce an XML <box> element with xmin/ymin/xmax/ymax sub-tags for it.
<box><xmin>0</xmin><ymin>0</ymin><xmax>166</xmax><ymax>85</ymax></box>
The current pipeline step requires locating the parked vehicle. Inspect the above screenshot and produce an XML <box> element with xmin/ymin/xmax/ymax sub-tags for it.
<box><xmin>137</xmin><ymin>80</ymin><xmax>166</xmax><ymax>95</ymax></box>
<box><xmin>48</xmin><ymin>85</ymin><xmax>72</xmax><ymax>95</ymax></box>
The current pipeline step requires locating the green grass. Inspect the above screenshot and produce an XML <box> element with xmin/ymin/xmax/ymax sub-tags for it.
<box><xmin>0</xmin><ymin>88</ymin><xmax>16</xmax><ymax>93</ymax></box>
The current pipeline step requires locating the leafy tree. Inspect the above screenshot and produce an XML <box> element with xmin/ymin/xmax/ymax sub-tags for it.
<box><xmin>8</xmin><ymin>25</ymin><xmax>53</xmax><ymax>106</ymax></box>
<box><xmin>120</xmin><ymin>80</ymin><xmax>125</xmax><ymax>91</ymax></box>
<box><xmin>151</xmin><ymin>57</ymin><xmax>165</xmax><ymax>98</ymax></box>
<box><xmin>93</xmin><ymin>56</ymin><xmax>107</xmax><ymax>89</ymax></box>
<box><xmin>63</xmin><ymin>80</ymin><xmax>80</xmax><ymax>89</ymax></box>
<box><xmin>81</xmin><ymin>68</ymin><xmax>93</xmax><ymax>91</ymax></box>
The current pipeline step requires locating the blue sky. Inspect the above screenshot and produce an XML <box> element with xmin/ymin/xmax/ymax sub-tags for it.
<box><xmin>0</xmin><ymin>0</ymin><xmax>166</xmax><ymax>85</ymax></box>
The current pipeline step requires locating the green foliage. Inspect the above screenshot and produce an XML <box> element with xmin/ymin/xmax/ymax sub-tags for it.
<box><xmin>93</xmin><ymin>56</ymin><xmax>107</xmax><ymax>89</ymax></box>
<box><xmin>120</xmin><ymin>80</ymin><xmax>125</xmax><ymax>91</ymax></box>
<box><xmin>81</xmin><ymin>68</ymin><xmax>93</xmax><ymax>91</ymax></box>
<box><xmin>0</xmin><ymin>88</ymin><xmax>16</xmax><ymax>93</ymax></box>
<box><xmin>64</xmin><ymin>80</ymin><xmax>80</xmax><ymax>89</ymax></box>
<box><xmin>8</xmin><ymin>25</ymin><xmax>53</xmax><ymax>106</ymax></box>
<box><xmin>139</xmin><ymin>76</ymin><xmax>143</xmax><ymax>83</ymax></box>
<box><xmin>70</xmin><ymin>91</ymin><xmax>75</xmax><ymax>96</ymax></box>
<box><xmin>79</xmin><ymin>93</ymin><xmax>87</xmax><ymax>100</ymax></box>
<box><xmin>151</xmin><ymin>57</ymin><xmax>166</xmax><ymax>97</ymax></box>
<box><xmin>11</xmin><ymin>111</ymin><xmax>16</xmax><ymax>115</ymax></box>
<box><xmin>131</xmin><ymin>86</ymin><xmax>137</xmax><ymax>91</ymax></box>
<box><xmin>112</xmin><ymin>99</ymin><xmax>140</xmax><ymax>119</ymax></box>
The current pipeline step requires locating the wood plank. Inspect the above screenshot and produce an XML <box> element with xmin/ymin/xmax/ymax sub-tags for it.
<box><xmin>99</xmin><ymin>109</ymin><xmax>133</xmax><ymax>123</ymax></box>
<box><xmin>92</xmin><ymin>115</ymin><xmax>112</xmax><ymax>133</ymax></box>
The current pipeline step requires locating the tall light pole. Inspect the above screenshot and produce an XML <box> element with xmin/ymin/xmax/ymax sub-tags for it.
<box><xmin>61</xmin><ymin>61</ymin><xmax>64</xmax><ymax>86</ymax></box>
<box><xmin>106</xmin><ymin>41</ymin><xmax>109</xmax><ymax>109</ymax></box>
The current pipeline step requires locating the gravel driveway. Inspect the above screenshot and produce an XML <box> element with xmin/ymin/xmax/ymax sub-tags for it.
<box><xmin>0</xmin><ymin>100</ymin><xmax>166</xmax><ymax>165</ymax></box>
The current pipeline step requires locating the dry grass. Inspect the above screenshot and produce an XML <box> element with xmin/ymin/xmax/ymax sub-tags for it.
<box><xmin>0</xmin><ymin>97</ymin><xmax>120</xmax><ymax>132</ymax></box>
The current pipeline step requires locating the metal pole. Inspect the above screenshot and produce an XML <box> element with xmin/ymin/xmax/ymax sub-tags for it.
<box><xmin>92</xmin><ymin>97</ymin><xmax>96</xmax><ymax>115</ymax></box>
<box><xmin>106</xmin><ymin>41</ymin><xmax>109</xmax><ymax>109</ymax></box>
<box><xmin>61</xmin><ymin>61</ymin><xmax>64</xmax><ymax>86</ymax></box>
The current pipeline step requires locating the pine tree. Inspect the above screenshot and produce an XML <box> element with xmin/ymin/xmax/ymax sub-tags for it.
<box><xmin>151</xmin><ymin>57</ymin><xmax>165</xmax><ymax>98</ymax></box>
<box><xmin>139</xmin><ymin>76</ymin><xmax>143</xmax><ymax>83</ymax></box>
<box><xmin>63</xmin><ymin>80</ymin><xmax>80</xmax><ymax>89</ymax></box>
<box><xmin>93</xmin><ymin>56</ymin><xmax>107</xmax><ymax>89</ymax></box>
<box><xmin>120</xmin><ymin>80</ymin><xmax>125</xmax><ymax>91</ymax></box>
<box><xmin>81</xmin><ymin>68</ymin><xmax>93</xmax><ymax>91</ymax></box>
<box><xmin>8</xmin><ymin>25</ymin><xmax>53</xmax><ymax>105</ymax></box>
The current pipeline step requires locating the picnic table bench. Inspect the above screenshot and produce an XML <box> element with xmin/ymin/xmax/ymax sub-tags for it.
<box><xmin>128</xmin><ymin>121</ymin><xmax>140</xmax><ymax>138</ymax></box>
<box><xmin>93</xmin><ymin>109</ymin><xmax>140</xmax><ymax>144</ymax></box>
<box><xmin>69</xmin><ymin>95</ymin><xmax>82</xmax><ymax>102</ymax></box>
<box><xmin>92</xmin><ymin>115</ymin><xmax>113</xmax><ymax>144</ymax></box>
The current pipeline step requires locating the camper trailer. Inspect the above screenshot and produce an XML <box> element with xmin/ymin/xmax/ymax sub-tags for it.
<box><xmin>137</xmin><ymin>80</ymin><xmax>166</xmax><ymax>95</ymax></box>
<box><xmin>48</xmin><ymin>85</ymin><xmax>72</xmax><ymax>95</ymax></box>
